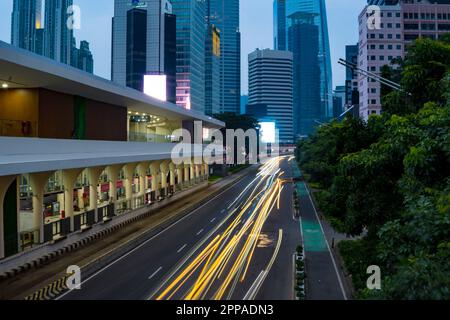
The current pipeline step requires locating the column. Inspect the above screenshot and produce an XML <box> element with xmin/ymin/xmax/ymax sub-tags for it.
<box><xmin>107</xmin><ymin>165</ymin><xmax>122</xmax><ymax>216</ymax></box>
<box><xmin>0</xmin><ymin>176</ymin><xmax>18</xmax><ymax>259</ymax></box>
<box><xmin>137</xmin><ymin>162</ymin><xmax>150</xmax><ymax>205</ymax></box>
<box><xmin>29</xmin><ymin>172</ymin><xmax>53</xmax><ymax>243</ymax></box>
<box><xmin>150</xmin><ymin>161</ymin><xmax>161</xmax><ymax>200</ymax></box>
<box><xmin>62</xmin><ymin>169</ymin><xmax>83</xmax><ymax>231</ymax></box>
<box><xmin>123</xmin><ymin>164</ymin><xmax>137</xmax><ymax>210</ymax></box>
<box><xmin>88</xmin><ymin>167</ymin><xmax>105</xmax><ymax>222</ymax></box>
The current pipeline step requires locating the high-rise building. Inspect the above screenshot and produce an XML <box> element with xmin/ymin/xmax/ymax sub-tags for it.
<box><xmin>112</xmin><ymin>0</ymin><xmax>176</xmax><ymax>102</ymax></box>
<box><xmin>71</xmin><ymin>40</ymin><xmax>94</xmax><ymax>74</ymax></box>
<box><xmin>345</xmin><ymin>44</ymin><xmax>359</xmax><ymax>116</ymax></box>
<box><xmin>44</xmin><ymin>0</ymin><xmax>73</xmax><ymax>65</ymax></box>
<box><xmin>273</xmin><ymin>0</ymin><xmax>286</xmax><ymax>50</ymax></box>
<box><xmin>11</xmin><ymin>0</ymin><xmax>93</xmax><ymax>72</ymax></box>
<box><xmin>205</xmin><ymin>24</ymin><xmax>221</xmax><ymax>116</ymax></box>
<box><xmin>247</xmin><ymin>49</ymin><xmax>294</xmax><ymax>144</ymax></box>
<box><xmin>288</xmin><ymin>13</ymin><xmax>321</xmax><ymax>137</ymax></box>
<box><xmin>333</xmin><ymin>85</ymin><xmax>346</xmax><ymax>118</ymax></box>
<box><xmin>358</xmin><ymin>0</ymin><xmax>450</xmax><ymax>120</ymax></box>
<box><xmin>209</xmin><ymin>0</ymin><xmax>241</xmax><ymax>114</ymax></box>
<box><xmin>170</xmin><ymin>0</ymin><xmax>208</xmax><ymax>113</ymax></box>
<box><xmin>285</xmin><ymin>0</ymin><xmax>333</xmax><ymax>121</ymax></box>
<box><xmin>11</xmin><ymin>0</ymin><xmax>42</xmax><ymax>53</ymax></box>
<box><xmin>274</xmin><ymin>0</ymin><xmax>333</xmax><ymax>137</ymax></box>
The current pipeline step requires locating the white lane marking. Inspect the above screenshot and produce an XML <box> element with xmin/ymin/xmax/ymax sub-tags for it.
<box><xmin>177</xmin><ymin>244</ymin><xmax>187</xmax><ymax>253</ymax></box>
<box><xmin>148</xmin><ymin>267</ymin><xmax>163</xmax><ymax>280</ymax></box>
<box><xmin>210</xmin><ymin>217</ymin><xmax>216</xmax><ymax>223</ymax></box>
<box><xmin>221</xmin><ymin>209</ymin><xmax>226</xmax><ymax>213</ymax></box>
<box><xmin>196</xmin><ymin>229</ymin><xmax>204</xmax><ymax>236</ymax></box>
<box><xmin>57</xmin><ymin>174</ymin><xmax>252</xmax><ymax>300</ymax></box>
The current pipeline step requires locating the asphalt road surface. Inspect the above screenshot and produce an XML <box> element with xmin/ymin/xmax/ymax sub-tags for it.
<box><xmin>59</xmin><ymin>156</ymin><xmax>300</xmax><ymax>300</ymax></box>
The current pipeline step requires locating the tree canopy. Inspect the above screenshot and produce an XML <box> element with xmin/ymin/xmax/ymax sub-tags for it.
<box><xmin>297</xmin><ymin>36</ymin><xmax>450</xmax><ymax>299</ymax></box>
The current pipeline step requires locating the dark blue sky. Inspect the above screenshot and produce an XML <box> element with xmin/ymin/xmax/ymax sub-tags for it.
<box><xmin>0</xmin><ymin>0</ymin><xmax>363</xmax><ymax>94</ymax></box>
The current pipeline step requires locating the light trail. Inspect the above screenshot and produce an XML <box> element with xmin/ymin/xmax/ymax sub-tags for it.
<box><xmin>154</xmin><ymin>157</ymin><xmax>289</xmax><ymax>300</ymax></box>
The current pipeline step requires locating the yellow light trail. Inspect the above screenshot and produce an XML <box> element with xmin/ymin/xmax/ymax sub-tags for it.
<box><xmin>155</xmin><ymin>157</ymin><xmax>286</xmax><ymax>300</ymax></box>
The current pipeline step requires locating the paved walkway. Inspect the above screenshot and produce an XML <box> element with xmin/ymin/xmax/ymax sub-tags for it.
<box><xmin>292</xmin><ymin>163</ymin><xmax>348</xmax><ymax>300</ymax></box>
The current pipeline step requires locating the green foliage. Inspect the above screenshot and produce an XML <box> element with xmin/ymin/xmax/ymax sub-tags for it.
<box><xmin>382</xmin><ymin>38</ymin><xmax>450</xmax><ymax>115</ymax></box>
<box><xmin>298</xmin><ymin>37</ymin><xmax>450</xmax><ymax>299</ymax></box>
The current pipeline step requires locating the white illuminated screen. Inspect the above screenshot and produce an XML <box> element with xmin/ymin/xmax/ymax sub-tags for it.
<box><xmin>143</xmin><ymin>75</ymin><xmax>167</xmax><ymax>101</ymax></box>
<box><xmin>259</xmin><ymin>122</ymin><xmax>276</xmax><ymax>144</ymax></box>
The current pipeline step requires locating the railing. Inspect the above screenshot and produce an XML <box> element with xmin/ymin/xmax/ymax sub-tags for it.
<box><xmin>128</xmin><ymin>131</ymin><xmax>177</xmax><ymax>143</ymax></box>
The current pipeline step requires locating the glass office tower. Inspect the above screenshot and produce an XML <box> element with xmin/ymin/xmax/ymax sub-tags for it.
<box><xmin>209</xmin><ymin>0</ymin><xmax>241</xmax><ymax>114</ymax></box>
<box><xmin>171</xmin><ymin>0</ymin><xmax>207</xmax><ymax>113</ymax></box>
<box><xmin>279</xmin><ymin>0</ymin><xmax>333</xmax><ymax>135</ymax></box>
<box><xmin>273</xmin><ymin>0</ymin><xmax>286</xmax><ymax>50</ymax></box>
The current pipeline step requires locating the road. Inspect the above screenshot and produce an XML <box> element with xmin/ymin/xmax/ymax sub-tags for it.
<box><xmin>59</xmin><ymin>156</ymin><xmax>300</xmax><ymax>300</ymax></box>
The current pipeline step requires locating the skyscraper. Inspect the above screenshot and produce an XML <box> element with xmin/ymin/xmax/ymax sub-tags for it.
<box><xmin>171</xmin><ymin>0</ymin><xmax>208</xmax><ymax>112</ymax></box>
<box><xmin>274</xmin><ymin>0</ymin><xmax>333</xmax><ymax>136</ymax></box>
<box><xmin>273</xmin><ymin>0</ymin><xmax>286</xmax><ymax>50</ymax></box>
<box><xmin>11</xmin><ymin>0</ymin><xmax>42</xmax><ymax>53</ymax></box>
<box><xmin>205</xmin><ymin>23</ymin><xmax>221</xmax><ymax>116</ymax></box>
<box><xmin>44</xmin><ymin>0</ymin><xmax>73</xmax><ymax>64</ymax></box>
<box><xmin>288</xmin><ymin>14</ymin><xmax>321</xmax><ymax>137</ymax></box>
<box><xmin>209</xmin><ymin>0</ymin><xmax>241</xmax><ymax>114</ymax></box>
<box><xmin>247</xmin><ymin>49</ymin><xmax>294</xmax><ymax>144</ymax></box>
<box><xmin>345</xmin><ymin>44</ymin><xmax>359</xmax><ymax>116</ymax></box>
<box><xmin>71</xmin><ymin>40</ymin><xmax>94</xmax><ymax>74</ymax></box>
<box><xmin>112</xmin><ymin>0</ymin><xmax>176</xmax><ymax>102</ymax></box>
<box><xmin>358</xmin><ymin>0</ymin><xmax>450</xmax><ymax>120</ymax></box>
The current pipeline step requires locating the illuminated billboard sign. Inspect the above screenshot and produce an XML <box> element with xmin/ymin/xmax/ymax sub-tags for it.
<box><xmin>143</xmin><ymin>75</ymin><xmax>167</xmax><ymax>102</ymax></box>
<box><xmin>259</xmin><ymin>122</ymin><xmax>276</xmax><ymax>144</ymax></box>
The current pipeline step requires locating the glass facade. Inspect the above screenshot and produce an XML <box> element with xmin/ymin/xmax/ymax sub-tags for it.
<box><xmin>209</xmin><ymin>0</ymin><xmax>241</xmax><ymax>114</ymax></box>
<box><xmin>275</xmin><ymin>0</ymin><xmax>332</xmax><ymax>137</ymax></box>
<box><xmin>288</xmin><ymin>20</ymin><xmax>321</xmax><ymax>137</ymax></box>
<box><xmin>205</xmin><ymin>24</ymin><xmax>221</xmax><ymax>116</ymax></box>
<box><xmin>273</xmin><ymin>0</ymin><xmax>286</xmax><ymax>50</ymax></box>
<box><xmin>171</xmin><ymin>0</ymin><xmax>207</xmax><ymax>113</ymax></box>
<box><xmin>126</xmin><ymin>8</ymin><xmax>147</xmax><ymax>91</ymax></box>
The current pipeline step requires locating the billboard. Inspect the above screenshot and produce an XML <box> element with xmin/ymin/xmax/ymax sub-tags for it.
<box><xmin>259</xmin><ymin>122</ymin><xmax>276</xmax><ymax>144</ymax></box>
<box><xmin>143</xmin><ymin>75</ymin><xmax>167</xmax><ymax>102</ymax></box>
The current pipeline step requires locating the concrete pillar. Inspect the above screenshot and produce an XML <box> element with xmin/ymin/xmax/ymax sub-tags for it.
<box><xmin>150</xmin><ymin>161</ymin><xmax>161</xmax><ymax>199</ymax></box>
<box><xmin>169</xmin><ymin>163</ymin><xmax>176</xmax><ymax>189</ymax></box>
<box><xmin>0</xmin><ymin>176</ymin><xmax>18</xmax><ymax>259</ymax></box>
<box><xmin>190</xmin><ymin>164</ymin><xmax>195</xmax><ymax>184</ymax></box>
<box><xmin>184</xmin><ymin>165</ymin><xmax>190</xmax><ymax>185</ymax></box>
<box><xmin>87</xmin><ymin>167</ymin><xmax>105</xmax><ymax>216</ymax></box>
<box><xmin>29</xmin><ymin>172</ymin><xmax>53</xmax><ymax>243</ymax></box>
<box><xmin>62</xmin><ymin>169</ymin><xmax>83</xmax><ymax>231</ymax></box>
<box><xmin>107</xmin><ymin>165</ymin><xmax>122</xmax><ymax>215</ymax></box>
<box><xmin>123</xmin><ymin>164</ymin><xmax>137</xmax><ymax>205</ymax></box>
<box><xmin>177</xmin><ymin>166</ymin><xmax>183</xmax><ymax>187</ymax></box>
<box><xmin>137</xmin><ymin>162</ymin><xmax>150</xmax><ymax>201</ymax></box>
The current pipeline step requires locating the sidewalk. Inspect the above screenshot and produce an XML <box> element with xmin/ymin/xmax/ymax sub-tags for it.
<box><xmin>0</xmin><ymin>166</ymin><xmax>257</xmax><ymax>300</ymax></box>
<box><xmin>291</xmin><ymin>162</ymin><xmax>349</xmax><ymax>300</ymax></box>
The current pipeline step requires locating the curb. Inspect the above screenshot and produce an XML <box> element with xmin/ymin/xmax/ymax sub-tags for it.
<box><xmin>0</xmin><ymin>182</ymin><xmax>208</xmax><ymax>283</ymax></box>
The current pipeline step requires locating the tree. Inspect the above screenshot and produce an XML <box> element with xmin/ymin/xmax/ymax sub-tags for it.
<box><xmin>296</xmin><ymin>36</ymin><xmax>450</xmax><ymax>299</ymax></box>
<box><xmin>382</xmin><ymin>38</ymin><xmax>450</xmax><ymax>116</ymax></box>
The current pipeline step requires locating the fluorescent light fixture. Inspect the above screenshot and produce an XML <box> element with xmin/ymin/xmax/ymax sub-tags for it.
<box><xmin>259</xmin><ymin>122</ymin><xmax>276</xmax><ymax>144</ymax></box>
<box><xmin>2</xmin><ymin>83</ymin><xmax>8</xmax><ymax>88</ymax></box>
<box><xmin>144</xmin><ymin>75</ymin><xmax>167</xmax><ymax>102</ymax></box>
